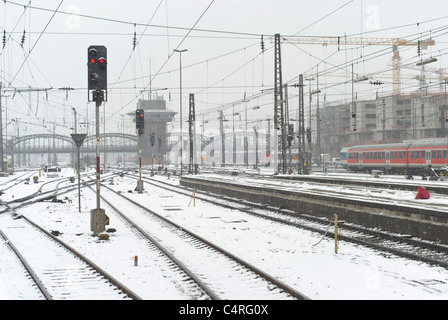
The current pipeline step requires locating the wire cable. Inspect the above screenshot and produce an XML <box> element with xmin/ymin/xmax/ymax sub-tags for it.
<box><xmin>7</xmin><ymin>0</ymin><xmax>63</xmax><ymax>89</ymax></box>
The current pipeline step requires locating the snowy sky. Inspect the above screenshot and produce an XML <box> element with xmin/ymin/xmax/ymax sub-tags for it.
<box><xmin>1</xmin><ymin>0</ymin><xmax>448</xmax><ymax>136</ymax></box>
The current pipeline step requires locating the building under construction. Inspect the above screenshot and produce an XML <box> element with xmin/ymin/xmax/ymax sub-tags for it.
<box><xmin>318</xmin><ymin>92</ymin><xmax>448</xmax><ymax>158</ymax></box>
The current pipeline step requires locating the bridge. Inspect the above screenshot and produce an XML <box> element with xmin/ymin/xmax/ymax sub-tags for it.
<box><xmin>5</xmin><ymin>133</ymin><xmax>140</xmax><ymax>167</ymax></box>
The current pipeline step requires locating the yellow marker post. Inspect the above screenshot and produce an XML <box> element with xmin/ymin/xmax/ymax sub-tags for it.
<box><xmin>334</xmin><ymin>214</ymin><xmax>338</xmax><ymax>254</ymax></box>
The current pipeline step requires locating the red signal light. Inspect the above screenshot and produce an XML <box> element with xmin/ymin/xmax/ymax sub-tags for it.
<box><xmin>99</xmin><ymin>58</ymin><xmax>106</xmax><ymax>64</ymax></box>
<box><xmin>90</xmin><ymin>58</ymin><xmax>96</xmax><ymax>64</ymax></box>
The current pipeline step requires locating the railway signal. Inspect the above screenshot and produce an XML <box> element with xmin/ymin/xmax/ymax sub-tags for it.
<box><xmin>287</xmin><ymin>124</ymin><xmax>294</xmax><ymax>147</ymax></box>
<box><xmin>88</xmin><ymin>45</ymin><xmax>107</xmax><ymax>101</ymax></box>
<box><xmin>87</xmin><ymin>45</ymin><xmax>108</xmax><ymax>236</ymax></box>
<box><xmin>306</xmin><ymin>127</ymin><xmax>312</xmax><ymax>143</ymax></box>
<box><xmin>136</xmin><ymin>109</ymin><xmax>144</xmax><ymax>135</ymax></box>
<box><xmin>150</xmin><ymin>132</ymin><xmax>155</xmax><ymax>146</ymax></box>
<box><xmin>135</xmin><ymin>109</ymin><xmax>145</xmax><ymax>193</ymax></box>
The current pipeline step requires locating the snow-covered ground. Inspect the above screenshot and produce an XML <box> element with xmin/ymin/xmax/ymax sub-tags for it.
<box><xmin>1</xmin><ymin>168</ymin><xmax>448</xmax><ymax>300</ymax></box>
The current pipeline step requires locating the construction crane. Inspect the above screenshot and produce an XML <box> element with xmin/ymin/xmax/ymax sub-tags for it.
<box><xmin>399</xmin><ymin>62</ymin><xmax>447</xmax><ymax>92</ymax></box>
<box><xmin>274</xmin><ymin>36</ymin><xmax>436</xmax><ymax>95</ymax></box>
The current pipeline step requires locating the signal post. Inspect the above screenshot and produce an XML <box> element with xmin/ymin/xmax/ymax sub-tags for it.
<box><xmin>136</xmin><ymin>109</ymin><xmax>144</xmax><ymax>193</ymax></box>
<box><xmin>87</xmin><ymin>45</ymin><xmax>109</xmax><ymax>236</ymax></box>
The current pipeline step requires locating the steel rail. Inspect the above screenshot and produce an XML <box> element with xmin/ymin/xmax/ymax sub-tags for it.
<box><xmin>100</xmin><ymin>181</ymin><xmax>310</xmax><ymax>300</ymax></box>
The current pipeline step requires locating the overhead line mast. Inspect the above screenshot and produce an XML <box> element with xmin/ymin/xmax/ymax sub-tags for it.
<box><xmin>274</xmin><ymin>34</ymin><xmax>287</xmax><ymax>175</ymax></box>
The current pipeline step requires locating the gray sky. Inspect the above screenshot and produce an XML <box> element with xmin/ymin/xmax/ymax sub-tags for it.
<box><xmin>1</xmin><ymin>0</ymin><xmax>448</xmax><ymax>136</ymax></box>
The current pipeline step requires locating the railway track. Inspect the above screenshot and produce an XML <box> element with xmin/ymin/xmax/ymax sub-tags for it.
<box><xmin>0</xmin><ymin>171</ymin><xmax>37</xmax><ymax>192</ymax></box>
<box><xmin>0</xmin><ymin>214</ymin><xmax>141</xmax><ymax>300</ymax></box>
<box><xmin>82</xmin><ymin>185</ymin><xmax>215</xmax><ymax>300</ymax></box>
<box><xmin>131</xmin><ymin>173</ymin><xmax>448</xmax><ymax>270</ymax></box>
<box><xmin>3</xmin><ymin>169</ymin><xmax>446</xmax><ymax>299</ymax></box>
<box><xmin>99</xmin><ymin>182</ymin><xmax>309</xmax><ymax>300</ymax></box>
<box><xmin>215</xmin><ymin>174</ymin><xmax>448</xmax><ymax>212</ymax></box>
<box><xmin>1</xmin><ymin>177</ymin><xmax>213</xmax><ymax>300</ymax></box>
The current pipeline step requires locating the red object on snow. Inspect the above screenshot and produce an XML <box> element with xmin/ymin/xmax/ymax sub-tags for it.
<box><xmin>415</xmin><ymin>186</ymin><xmax>430</xmax><ymax>199</ymax></box>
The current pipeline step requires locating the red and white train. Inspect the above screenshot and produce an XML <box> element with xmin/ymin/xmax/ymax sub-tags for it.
<box><xmin>342</xmin><ymin>138</ymin><xmax>448</xmax><ymax>175</ymax></box>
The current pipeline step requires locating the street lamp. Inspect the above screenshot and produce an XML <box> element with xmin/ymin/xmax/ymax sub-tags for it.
<box><xmin>416</xmin><ymin>57</ymin><xmax>437</xmax><ymax>66</ymax></box>
<box><xmin>173</xmin><ymin>49</ymin><xmax>188</xmax><ymax>175</ymax></box>
<box><xmin>353</xmin><ymin>75</ymin><xmax>369</xmax><ymax>83</ymax></box>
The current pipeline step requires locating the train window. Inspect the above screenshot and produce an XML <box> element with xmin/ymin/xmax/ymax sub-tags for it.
<box><xmin>438</xmin><ymin>150</ymin><xmax>442</xmax><ymax>159</ymax></box>
<box><xmin>432</xmin><ymin>150</ymin><xmax>436</xmax><ymax>159</ymax></box>
<box><xmin>399</xmin><ymin>152</ymin><xmax>403</xmax><ymax>159</ymax></box>
<box><xmin>382</xmin><ymin>152</ymin><xmax>385</xmax><ymax>159</ymax></box>
<box><xmin>421</xmin><ymin>150</ymin><xmax>425</xmax><ymax>159</ymax></box>
<box><xmin>444</xmin><ymin>150</ymin><xmax>447</xmax><ymax>159</ymax></box>
<box><xmin>410</xmin><ymin>151</ymin><xmax>414</xmax><ymax>159</ymax></box>
<box><xmin>395</xmin><ymin>151</ymin><xmax>398</xmax><ymax>159</ymax></box>
<box><xmin>416</xmin><ymin>151</ymin><xmax>420</xmax><ymax>159</ymax></box>
<box><xmin>374</xmin><ymin>153</ymin><xmax>377</xmax><ymax>160</ymax></box>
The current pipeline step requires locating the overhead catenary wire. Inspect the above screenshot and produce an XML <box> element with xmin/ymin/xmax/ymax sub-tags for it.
<box><xmin>110</xmin><ymin>0</ymin><xmax>216</xmax><ymax>118</ymax></box>
<box><xmin>2</xmin><ymin>1</ymin><xmax>448</xmax><ymax>137</ymax></box>
<box><xmin>7</xmin><ymin>0</ymin><xmax>64</xmax><ymax>89</ymax></box>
